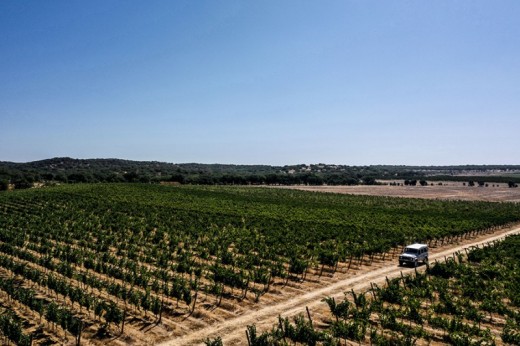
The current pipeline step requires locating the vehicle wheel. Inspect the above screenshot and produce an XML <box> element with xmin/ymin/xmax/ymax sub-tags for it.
<box><xmin>424</xmin><ymin>257</ymin><xmax>428</xmax><ymax>265</ymax></box>
<box><xmin>399</xmin><ymin>262</ymin><xmax>403</xmax><ymax>266</ymax></box>
<box><xmin>414</xmin><ymin>260</ymin><xmax>418</xmax><ymax>267</ymax></box>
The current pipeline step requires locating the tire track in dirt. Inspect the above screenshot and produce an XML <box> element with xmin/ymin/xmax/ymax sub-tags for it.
<box><xmin>157</xmin><ymin>225</ymin><xmax>520</xmax><ymax>345</ymax></box>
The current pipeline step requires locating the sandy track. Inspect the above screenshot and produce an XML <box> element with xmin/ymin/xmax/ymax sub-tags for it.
<box><xmin>157</xmin><ymin>225</ymin><xmax>520</xmax><ymax>345</ymax></box>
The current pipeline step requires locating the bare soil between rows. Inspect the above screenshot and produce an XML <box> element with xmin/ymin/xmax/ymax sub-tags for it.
<box><xmin>157</xmin><ymin>224</ymin><xmax>520</xmax><ymax>345</ymax></box>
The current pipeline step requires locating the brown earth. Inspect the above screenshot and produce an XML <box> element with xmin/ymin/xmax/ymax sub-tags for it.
<box><xmin>275</xmin><ymin>182</ymin><xmax>520</xmax><ymax>202</ymax></box>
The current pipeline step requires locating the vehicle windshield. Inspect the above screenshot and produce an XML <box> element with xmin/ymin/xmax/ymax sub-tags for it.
<box><xmin>405</xmin><ymin>248</ymin><xmax>418</xmax><ymax>254</ymax></box>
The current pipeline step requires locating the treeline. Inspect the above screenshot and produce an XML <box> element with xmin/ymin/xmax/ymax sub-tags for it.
<box><xmin>1</xmin><ymin>157</ymin><xmax>520</xmax><ymax>190</ymax></box>
<box><xmin>427</xmin><ymin>175</ymin><xmax>520</xmax><ymax>184</ymax></box>
<box><xmin>0</xmin><ymin>157</ymin><xmax>386</xmax><ymax>189</ymax></box>
<box><xmin>167</xmin><ymin>172</ymin><xmax>375</xmax><ymax>186</ymax></box>
<box><xmin>0</xmin><ymin>171</ymin><xmax>372</xmax><ymax>190</ymax></box>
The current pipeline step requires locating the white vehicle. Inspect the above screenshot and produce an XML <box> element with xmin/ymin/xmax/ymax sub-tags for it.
<box><xmin>399</xmin><ymin>243</ymin><xmax>428</xmax><ymax>267</ymax></box>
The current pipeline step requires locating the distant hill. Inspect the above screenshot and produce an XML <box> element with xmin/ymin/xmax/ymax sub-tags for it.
<box><xmin>0</xmin><ymin>157</ymin><xmax>278</xmax><ymax>174</ymax></box>
<box><xmin>1</xmin><ymin>157</ymin><xmax>519</xmax><ymax>190</ymax></box>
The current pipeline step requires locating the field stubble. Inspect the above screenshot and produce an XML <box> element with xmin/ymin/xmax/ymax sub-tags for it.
<box><xmin>277</xmin><ymin>182</ymin><xmax>520</xmax><ymax>202</ymax></box>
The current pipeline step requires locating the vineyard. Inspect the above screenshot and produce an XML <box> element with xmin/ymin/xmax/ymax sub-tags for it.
<box><xmin>237</xmin><ymin>234</ymin><xmax>520</xmax><ymax>345</ymax></box>
<box><xmin>0</xmin><ymin>183</ymin><xmax>519</xmax><ymax>345</ymax></box>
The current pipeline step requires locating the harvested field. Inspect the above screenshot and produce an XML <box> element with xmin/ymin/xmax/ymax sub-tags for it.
<box><xmin>278</xmin><ymin>182</ymin><xmax>520</xmax><ymax>202</ymax></box>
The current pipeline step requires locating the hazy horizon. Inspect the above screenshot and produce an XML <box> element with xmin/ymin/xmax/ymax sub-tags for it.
<box><xmin>2</xmin><ymin>1</ymin><xmax>519</xmax><ymax>166</ymax></box>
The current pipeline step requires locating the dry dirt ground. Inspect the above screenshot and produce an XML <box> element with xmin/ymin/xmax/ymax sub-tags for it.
<box><xmin>157</xmin><ymin>224</ymin><xmax>520</xmax><ymax>346</ymax></box>
<box><xmin>276</xmin><ymin>182</ymin><xmax>520</xmax><ymax>202</ymax></box>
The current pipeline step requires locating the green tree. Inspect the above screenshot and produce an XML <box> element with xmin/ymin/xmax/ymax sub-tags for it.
<box><xmin>0</xmin><ymin>179</ymin><xmax>9</xmax><ymax>191</ymax></box>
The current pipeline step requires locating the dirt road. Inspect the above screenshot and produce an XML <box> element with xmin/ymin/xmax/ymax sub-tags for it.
<box><xmin>157</xmin><ymin>225</ymin><xmax>520</xmax><ymax>345</ymax></box>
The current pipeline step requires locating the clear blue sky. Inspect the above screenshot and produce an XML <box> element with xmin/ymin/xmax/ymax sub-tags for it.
<box><xmin>1</xmin><ymin>1</ymin><xmax>519</xmax><ymax>165</ymax></box>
